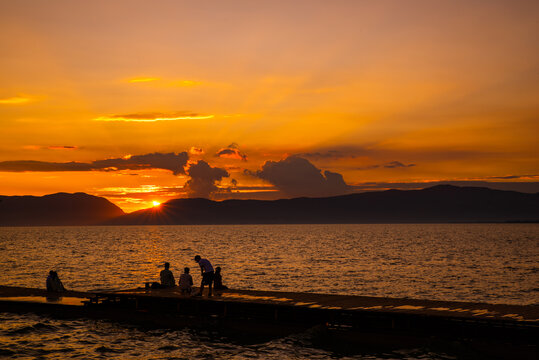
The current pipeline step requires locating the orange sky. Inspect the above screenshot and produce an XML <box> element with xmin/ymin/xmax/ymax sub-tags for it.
<box><xmin>1</xmin><ymin>0</ymin><xmax>538</xmax><ymax>212</ymax></box>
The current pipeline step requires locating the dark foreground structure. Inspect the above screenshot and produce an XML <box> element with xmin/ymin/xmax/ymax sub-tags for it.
<box><xmin>0</xmin><ymin>285</ymin><xmax>537</xmax><ymax>359</ymax></box>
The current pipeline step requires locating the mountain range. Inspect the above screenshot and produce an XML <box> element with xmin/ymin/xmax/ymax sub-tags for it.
<box><xmin>1</xmin><ymin>185</ymin><xmax>537</xmax><ymax>226</ymax></box>
<box><xmin>107</xmin><ymin>185</ymin><xmax>538</xmax><ymax>225</ymax></box>
<box><xmin>0</xmin><ymin>192</ymin><xmax>124</xmax><ymax>226</ymax></box>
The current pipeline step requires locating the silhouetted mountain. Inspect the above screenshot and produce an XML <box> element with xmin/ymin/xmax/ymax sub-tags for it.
<box><xmin>0</xmin><ymin>192</ymin><xmax>125</xmax><ymax>226</ymax></box>
<box><xmin>107</xmin><ymin>185</ymin><xmax>538</xmax><ymax>225</ymax></box>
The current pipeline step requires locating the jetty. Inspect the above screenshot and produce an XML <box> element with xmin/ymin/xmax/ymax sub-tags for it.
<box><xmin>0</xmin><ymin>285</ymin><xmax>537</xmax><ymax>358</ymax></box>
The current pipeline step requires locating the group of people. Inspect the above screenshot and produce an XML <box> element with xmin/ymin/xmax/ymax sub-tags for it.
<box><xmin>45</xmin><ymin>255</ymin><xmax>228</xmax><ymax>297</ymax></box>
<box><xmin>157</xmin><ymin>255</ymin><xmax>228</xmax><ymax>297</ymax></box>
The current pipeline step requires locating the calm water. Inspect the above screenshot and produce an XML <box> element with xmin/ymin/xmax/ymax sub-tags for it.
<box><xmin>0</xmin><ymin>224</ymin><xmax>538</xmax><ymax>359</ymax></box>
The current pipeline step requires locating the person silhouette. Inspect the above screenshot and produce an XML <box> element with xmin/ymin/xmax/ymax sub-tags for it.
<box><xmin>159</xmin><ymin>262</ymin><xmax>176</xmax><ymax>288</ymax></box>
<box><xmin>178</xmin><ymin>267</ymin><xmax>194</xmax><ymax>295</ymax></box>
<box><xmin>46</xmin><ymin>270</ymin><xmax>66</xmax><ymax>292</ymax></box>
<box><xmin>213</xmin><ymin>266</ymin><xmax>228</xmax><ymax>290</ymax></box>
<box><xmin>194</xmin><ymin>255</ymin><xmax>214</xmax><ymax>296</ymax></box>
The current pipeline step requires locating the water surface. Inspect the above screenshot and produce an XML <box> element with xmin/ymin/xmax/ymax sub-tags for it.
<box><xmin>0</xmin><ymin>224</ymin><xmax>537</xmax><ymax>359</ymax></box>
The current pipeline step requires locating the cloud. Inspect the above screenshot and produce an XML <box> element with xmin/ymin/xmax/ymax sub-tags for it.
<box><xmin>93</xmin><ymin>152</ymin><xmax>189</xmax><ymax>175</ymax></box>
<box><xmin>189</xmin><ymin>147</ymin><xmax>204</xmax><ymax>155</ymax></box>
<box><xmin>184</xmin><ymin>160</ymin><xmax>229</xmax><ymax>198</ymax></box>
<box><xmin>247</xmin><ymin>156</ymin><xmax>350</xmax><ymax>197</ymax></box>
<box><xmin>22</xmin><ymin>145</ymin><xmax>78</xmax><ymax>151</ymax></box>
<box><xmin>0</xmin><ymin>152</ymin><xmax>189</xmax><ymax>175</ymax></box>
<box><xmin>485</xmin><ymin>174</ymin><xmax>538</xmax><ymax>180</ymax></box>
<box><xmin>128</xmin><ymin>77</ymin><xmax>160</xmax><ymax>83</ymax></box>
<box><xmin>0</xmin><ymin>95</ymin><xmax>33</xmax><ymax>105</ymax></box>
<box><xmin>48</xmin><ymin>145</ymin><xmax>78</xmax><ymax>150</ymax></box>
<box><xmin>94</xmin><ymin>111</ymin><xmax>214</xmax><ymax>122</ymax></box>
<box><xmin>216</xmin><ymin>143</ymin><xmax>248</xmax><ymax>161</ymax></box>
<box><xmin>356</xmin><ymin>161</ymin><xmax>415</xmax><ymax>170</ymax></box>
<box><xmin>383</xmin><ymin>161</ymin><xmax>415</xmax><ymax>168</ymax></box>
<box><xmin>169</xmin><ymin>80</ymin><xmax>203</xmax><ymax>87</ymax></box>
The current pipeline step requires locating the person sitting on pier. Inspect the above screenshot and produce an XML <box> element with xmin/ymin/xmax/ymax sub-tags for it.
<box><xmin>213</xmin><ymin>266</ymin><xmax>228</xmax><ymax>291</ymax></box>
<box><xmin>159</xmin><ymin>262</ymin><xmax>176</xmax><ymax>288</ymax></box>
<box><xmin>194</xmin><ymin>255</ymin><xmax>214</xmax><ymax>297</ymax></box>
<box><xmin>178</xmin><ymin>267</ymin><xmax>193</xmax><ymax>295</ymax></box>
<box><xmin>46</xmin><ymin>270</ymin><xmax>66</xmax><ymax>292</ymax></box>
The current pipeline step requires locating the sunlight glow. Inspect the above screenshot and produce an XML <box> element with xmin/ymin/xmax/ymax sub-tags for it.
<box><xmin>0</xmin><ymin>96</ymin><xmax>32</xmax><ymax>105</ymax></box>
<box><xmin>152</xmin><ymin>201</ymin><xmax>161</xmax><ymax>207</ymax></box>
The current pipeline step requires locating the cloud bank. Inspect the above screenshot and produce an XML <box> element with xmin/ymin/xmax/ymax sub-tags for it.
<box><xmin>0</xmin><ymin>152</ymin><xmax>189</xmax><ymax>175</ymax></box>
<box><xmin>247</xmin><ymin>156</ymin><xmax>350</xmax><ymax>197</ymax></box>
<box><xmin>184</xmin><ymin>160</ymin><xmax>229</xmax><ymax>198</ymax></box>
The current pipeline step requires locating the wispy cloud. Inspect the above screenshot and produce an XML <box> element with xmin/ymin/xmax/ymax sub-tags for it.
<box><xmin>0</xmin><ymin>95</ymin><xmax>33</xmax><ymax>105</ymax></box>
<box><xmin>485</xmin><ymin>174</ymin><xmax>538</xmax><ymax>180</ymax></box>
<box><xmin>23</xmin><ymin>145</ymin><xmax>78</xmax><ymax>151</ymax></box>
<box><xmin>356</xmin><ymin>161</ymin><xmax>416</xmax><ymax>170</ymax></box>
<box><xmin>169</xmin><ymin>80</ymin><xmax>203</xmax><ymax>87</ymax></box>
<box><xmin>128</xmin><ymin>77</ymin><xmax>160</xmax><ymax>83</ymax></box>
<box><xmin>383</xmin><ymin>161</ymin><xmax>415</xmax><ymax>169</ymax></box>
<box><xmin>94</xmin><ymin>111</ymin><xmax>214</xmax><ymax>122</ymax></box>
<box><xmin>49</xmin><ymin>145</ymin><xmax>78</xmax><ymax>150</ymax></box>
<box><xmin>126</xmin><ymin>76</ymin><xmax>204</xmax><ymax>87</ymax></box>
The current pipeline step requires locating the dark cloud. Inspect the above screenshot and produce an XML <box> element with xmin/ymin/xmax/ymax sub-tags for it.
<box><xmin>485</xmin><ymin>174</ymin><xmax>538</xmax><ymax>180</ymax></box>
<box><xmin>184</xmin><ymin>160</ymin><xmax>229</xmax><ymax>198</ymax></box>
<box><xmin>383</xmin><ymin>161</ymin><xmax>415</xmax><ymax>168</ymax></box>
<box><xmin>189</xmin><ymin>147</ymin><xmax>204</xmax><ymax>155</ymax></box>
<box><xmin>48</xmin><ymin>145</ymin><xmax>77</xmax><ymax>150</ymax></box>
<box><xmin>0</xmin><ymin>152</ymin><xmax>189</xmax><ymax>175</ymax></box>
<box><xmin>246</xmin><ymin>156</ymin><xmax>350</xmax><ymax>197</ymax></box>
<box><xmin>215</xmin><ymin>143</ymin><xmax>248</xmax><ymax>161</ymax></box>
<box><xmin>356</xmin><ymin>161</ymin><xmax>415</xmax><ymax>170</ymax></box>
<box><xmin>93</xmin><ymin>152</ymin><xmax>188</xmax><ymax>175</ymax></box>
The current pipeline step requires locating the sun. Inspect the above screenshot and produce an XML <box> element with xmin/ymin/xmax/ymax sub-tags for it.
<box><xmin>152</xmin><ymin>201</ymin><xmax>161</xmax><ymax>207</ymax></box>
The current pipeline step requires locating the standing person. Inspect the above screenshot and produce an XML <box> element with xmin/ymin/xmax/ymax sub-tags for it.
<box><xmin>178</xmin><ymin>267</ymin><xmax>194</xmax><ymax>295</ymax></box>
<box><xmin>160</xmin><ymin>262</ymin><xmax>176</xmax><ymax>288</ymax></box>
<box><xmin>194</xmin><ymin>255</ymin><xmax>214</xmax><ymax>297</ymax></box>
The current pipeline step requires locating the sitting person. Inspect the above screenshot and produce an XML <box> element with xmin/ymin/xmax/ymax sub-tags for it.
<box><xmin>213</xmin><ymin>266</ymin><xmax>228</xmax><ymax>290</ymax></box>
<box><xmin>159</xmin><ymin>262</ymin><xmax>176</xmax><ymax>288</ymax></box>
<box><xmin>46</xmin><ymin>270</ymin><xmax>66</xmax><ymax>292</ymax></box>
<box><xmin>178</xmin><ymin>267</ymin><xmax>193</xmax><ymax>295</ymax></box>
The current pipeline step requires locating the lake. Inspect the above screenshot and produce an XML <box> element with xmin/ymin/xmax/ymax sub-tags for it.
<box><xmin>0</xmin><ymin>224</ymin><xmax>537</xmax><ymax>359</ymax></box>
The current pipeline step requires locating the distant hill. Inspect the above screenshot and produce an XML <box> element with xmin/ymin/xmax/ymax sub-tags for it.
<box><xmin>0</xmin><ymin>192</ymin><xmax>125</xmax><ymax>226</ymax></box>
<box><xmin>107</xmin><ymin>185</ymin><xmax>539</xmax><ymax>225</ymax></box>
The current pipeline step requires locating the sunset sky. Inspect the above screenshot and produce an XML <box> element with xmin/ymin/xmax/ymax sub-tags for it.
<box><xmin>1</xmin><ymin>0</ymin><xmax>538</xmax><ymax>212</ymax></box>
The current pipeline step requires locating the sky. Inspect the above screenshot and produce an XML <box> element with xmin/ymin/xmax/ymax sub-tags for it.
<box><xmin>1</xmin><ymin>0</ymin><xmax>538</xmax><ymax>212</ymax></box>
